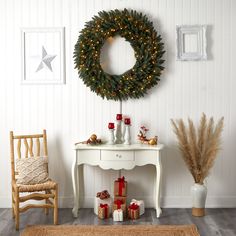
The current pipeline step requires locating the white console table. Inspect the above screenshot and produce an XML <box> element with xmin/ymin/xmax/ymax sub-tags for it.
<box><xmin>72</xmin><ymin>143</ymin><xmax>164</xmax><ymax>218</ymax></box>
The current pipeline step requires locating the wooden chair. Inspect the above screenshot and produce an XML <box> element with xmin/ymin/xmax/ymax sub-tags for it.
<box><xmin>10</xmin><ymin>130</ymin><xmax>58</xmax><ymax>230</ymax></box>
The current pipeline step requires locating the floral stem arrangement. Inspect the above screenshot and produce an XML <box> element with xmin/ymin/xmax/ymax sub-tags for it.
<box><xmin>137</xmin><ymin>126</ymin><xmax>158</xmax><ymax>145</ymax></box>
<box><xmin>171</xmin><ymin>113</ymin><xmax>224</xmax><ymax>184</ymax></box>
<box><xmin>138</xmin><ymin>126</ymin><xmax>149</xmax><ymax>142</ymax></box>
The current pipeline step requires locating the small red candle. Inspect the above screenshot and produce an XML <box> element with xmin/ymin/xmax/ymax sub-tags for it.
<box><xmin>108</xmin><ymin>122</ymin><xmax>115</xmax><ymax>129</ymax></box>
<box><xmin>116</xmin><ymin>114</ymin><xmax>122</xmax><ymax>121</ymax></box>
<box><xmin>124</xmin><ymin>118</ymin><xmax>131</xmax><ymax>125</ymax></box>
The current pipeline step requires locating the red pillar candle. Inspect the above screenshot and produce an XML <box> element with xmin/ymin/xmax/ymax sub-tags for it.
<box><xmin>116</xmin><ymin>114</ymin><xmax>122</xmax><ymax>120</ymax></box>
<box><xmin>108</xmin><ymin>122</ymin><xmax>115</xmax><ymax>129</ymax></box>
<box><xmin>124</xmin><ymin>118</ymin><xmax>131</xmax><ymax>125</ymax></box>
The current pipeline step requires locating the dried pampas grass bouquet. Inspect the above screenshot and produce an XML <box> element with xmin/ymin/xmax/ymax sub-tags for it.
<box><xmin>171</xmin><ymin>113</ymin><xmax>224</xmax><ymax>184</ymax></box>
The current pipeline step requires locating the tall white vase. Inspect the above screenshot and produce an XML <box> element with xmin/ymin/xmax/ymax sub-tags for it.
<box><xmin>191</xmin><ymin>183</ymin><xmax>207</xmax><ymax>216</ymax></box>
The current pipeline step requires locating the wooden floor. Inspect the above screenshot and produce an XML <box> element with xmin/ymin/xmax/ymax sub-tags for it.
<box><xmin>0</xmin><ymin>208</ymin><xmax>236</xmax><ymax>236</ymax></box>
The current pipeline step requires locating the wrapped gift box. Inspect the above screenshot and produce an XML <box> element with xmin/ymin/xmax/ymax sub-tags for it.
<box><xmin>130</xmin><ymin>199</ymin><xmax>145</xmax><ymax>215</ymax></box>
<box><xmin>114</xmin><ymin>176</ymin><xmax>127</xmax><ymax>196</ymax></box>
<box><xmin>114</xmin><ymin>196</ymin><xmax>127</xmax><ymax>205</ymax></box>
<box><xmin>128</xmin><ymin>203</ymin><xmax>140</xmax><ymax>220</ymax></box>
<box><xmin>113</xmin><ymin>209</ymin><xmax>123</xmax><ymax>221</ymax></box>
<box><xmin>112</xmin><ymin>199</ymin><xmax>127</xmax><ymax>217</ymax></box>
<box><xmin>94</xmin><ymin>196</ymin><xmax>112</xmax><ymax>215</ymax></box>
<box><xmin>98</xmin><ymin>204</ymin><xmax>110</xmax><ymax>219</ymax></box>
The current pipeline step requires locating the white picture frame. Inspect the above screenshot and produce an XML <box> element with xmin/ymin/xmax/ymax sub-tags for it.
<box><xmin>176</xmin><ymin>25</ymin><xmax>207</xmax><ymax>61</ymax></box>
<box><xmin>21</xmin><ymin>27</ymin><xmax>65</xmax><ymax>84</ymax></box>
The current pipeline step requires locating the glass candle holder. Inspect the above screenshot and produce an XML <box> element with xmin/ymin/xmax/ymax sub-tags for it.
<box><xmin>115</xmin><ymin>114</ymin><xmax>123</xmax><ymax>144</ymax></box>
<box><xmin>108</xmin><ymin>122</ymin><xmax>115</xmax><ymax>145</ymax></box>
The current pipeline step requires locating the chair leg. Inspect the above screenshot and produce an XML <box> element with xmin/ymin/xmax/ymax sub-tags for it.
<box><xmin>45</xmin><ymin>190</ymin><xmax>49</xmax><ymax>215</ymax></box>
<box><xmin>12</xmin><ymin>189</ymin><xmax>15</xmax><ymax>219</ymax></box>
<box><xmin>53</xmin><ymin>185</ymin><xmax>58</xmax><ymax>225</ymax></box>
<box><xmin>15</xmin><ymin>189</ymin><xmax>19</xmax><ymax>230</ymax></box>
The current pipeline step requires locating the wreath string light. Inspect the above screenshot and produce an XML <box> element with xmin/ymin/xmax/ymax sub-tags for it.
<box><xmin>74</xmin><ymin>9</ymin><xmax>165</xmax><ymax>101</ymax></box>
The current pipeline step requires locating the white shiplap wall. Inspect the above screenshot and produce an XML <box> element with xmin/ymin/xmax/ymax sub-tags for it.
<box><xmin>0</xmin><ymin>0</ymin><xmax>236</xmax><ymax>208</ymax></box>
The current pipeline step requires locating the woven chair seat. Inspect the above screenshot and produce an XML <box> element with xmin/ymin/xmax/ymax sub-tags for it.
<box><xmin>13</xmin><ymin>180</ymin><xmax>57</xmax><ymax>192</ymax></box>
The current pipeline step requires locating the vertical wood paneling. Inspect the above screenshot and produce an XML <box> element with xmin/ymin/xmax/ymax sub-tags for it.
<box><xmin>0</xmin><ymin>0</ymin><xmax>236</xmax><ymax>208</ymax></box>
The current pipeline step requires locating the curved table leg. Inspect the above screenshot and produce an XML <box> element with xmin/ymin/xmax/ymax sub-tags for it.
<box><xmin>72</xmin><ymin>157</ymin><xmax>79</xmax><ymax>217</ymax></box>
<box><xmin>155</xmin><ymin>162</ymin><xmax>162</xmax><ymax>218</ymax></box>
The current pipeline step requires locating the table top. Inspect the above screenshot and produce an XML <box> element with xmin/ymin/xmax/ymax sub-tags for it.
<box><xmin>74</xmin><ymin>143</ymin><xmax>164</xmax><ymax>151</ymax></box>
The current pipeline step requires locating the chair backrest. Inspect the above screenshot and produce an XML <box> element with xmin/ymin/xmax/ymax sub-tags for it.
<box><xmin>10</xmin><ymin>130</ymin><xmax>48</xmax><ymax>182</ymax></box>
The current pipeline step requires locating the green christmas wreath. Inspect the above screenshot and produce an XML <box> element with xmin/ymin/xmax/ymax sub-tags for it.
<box><xmin>74</xmin><ymin>9</ymin><xmax>165</xmax><ymax>101</ymax></box>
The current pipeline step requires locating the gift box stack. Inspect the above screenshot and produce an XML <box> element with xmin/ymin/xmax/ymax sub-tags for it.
<box><xmin>130</xmin><ymin>199</ymin><xmax>145</xmax><ymax>216</ymax></box>
<box><xmin>95</xmin><ymin>177</ymin><xmax>145</xmax><ymax>221</ymax></box>
<box><xmin>112</xmin><ymin>176</ymin><xmax>127</xmax><ymax>221</ymax></box>
<box><xmin>128</xmin><ymin>203</ymin><xmax>139</xmax><ymax>220</ymax></box>
<box><xmin>94</xmin><ymin>190</ymin><xmax>112</xmax><ymax>219</ymax></box>
<box><xmin>127</xmin><ymin>199</ymin><xmax>146</xmax><ymax>220</ymax></box>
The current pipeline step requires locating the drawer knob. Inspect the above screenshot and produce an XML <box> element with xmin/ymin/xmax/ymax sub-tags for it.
<box><xmin>116</xmin><ymin>154</ymin><xmax>122</xmax><ymax>158</ymax></box>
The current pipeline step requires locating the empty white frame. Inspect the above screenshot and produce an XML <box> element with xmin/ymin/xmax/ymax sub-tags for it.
<box><xmin>21</xmin><ymin>27</ymin><xmax>65</xmax><ymax>84</ymax></box>
<box><xmin>176</xmin><ymin>25</ymin><xmax>207</xmax><ymax>61</ymax></box>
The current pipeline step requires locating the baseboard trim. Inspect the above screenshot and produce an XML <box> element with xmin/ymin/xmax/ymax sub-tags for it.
<box><xmin>1</xmin><ymin>196</ymin><xmax>236</xmax><ymax>208</ymax></box>
<box><xmin>161</xmin><ymin>196</ymin><xmax>236</xmax><ymax>208</ymax></box>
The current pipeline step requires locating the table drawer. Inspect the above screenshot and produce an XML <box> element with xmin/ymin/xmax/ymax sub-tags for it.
<box><xmin>77</xmin><ymin>150</ymin><xmax>100</xmax><ymax>164</ymax></box>
<box><xmin>101</xmin><ymin>150</ymin><xmax>134</xmax><ymax>161</ymax></box>
<box><xmin>134</xmin><ymin>150</ymin><xmax>158</xmax><ymax>165</ymax></box>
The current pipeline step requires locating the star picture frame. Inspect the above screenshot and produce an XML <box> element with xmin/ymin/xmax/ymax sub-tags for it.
<box><xmin>21</xmin><ymin>27</ymin><xmax>65</xmax><ymax>84</ymax></box>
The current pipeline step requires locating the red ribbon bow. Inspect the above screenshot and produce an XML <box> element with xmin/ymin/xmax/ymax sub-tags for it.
<box><xmin>100</xmin><ymin>203</ymin><xmax>108</xmax><ymax>218</ymax></box>
<box><xmin>96</xmin><ymin>190</ymin><xmax>110</xmax><ymax>200</ymax></box>
<box><xmin>114</xmin><ymin>199</ymin><xmax>123</xmax><ymax>209</ymax></box>
<box><xmin>117</xmin><ymin>176</ymin><xmax>125</xmax><ymax>196</ymax></box>
<box><xmin>100</xmin><ymin>203</ymin><xmax>108</xmax><ymax>208</ymax></box>
<box><xmin>118</xmin><ymin>176</ymin><xmax>125</xmax><ymax>182</ymax></box>
<box><xmin>129</xmin><ymin>203</ymin><xmax>139</xmax><ymax>210</ymax></box>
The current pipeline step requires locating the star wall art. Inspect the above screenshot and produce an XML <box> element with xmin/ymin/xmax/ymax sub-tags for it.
<box><xmin>21</xmin><ymin>27</ymin><xmax>65</xmax><ymax>84</ymax></box>
<box><xmin>36</xmin><ymin>46</ymin><xmax>57</xmax><ymax>73</ymax></box>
